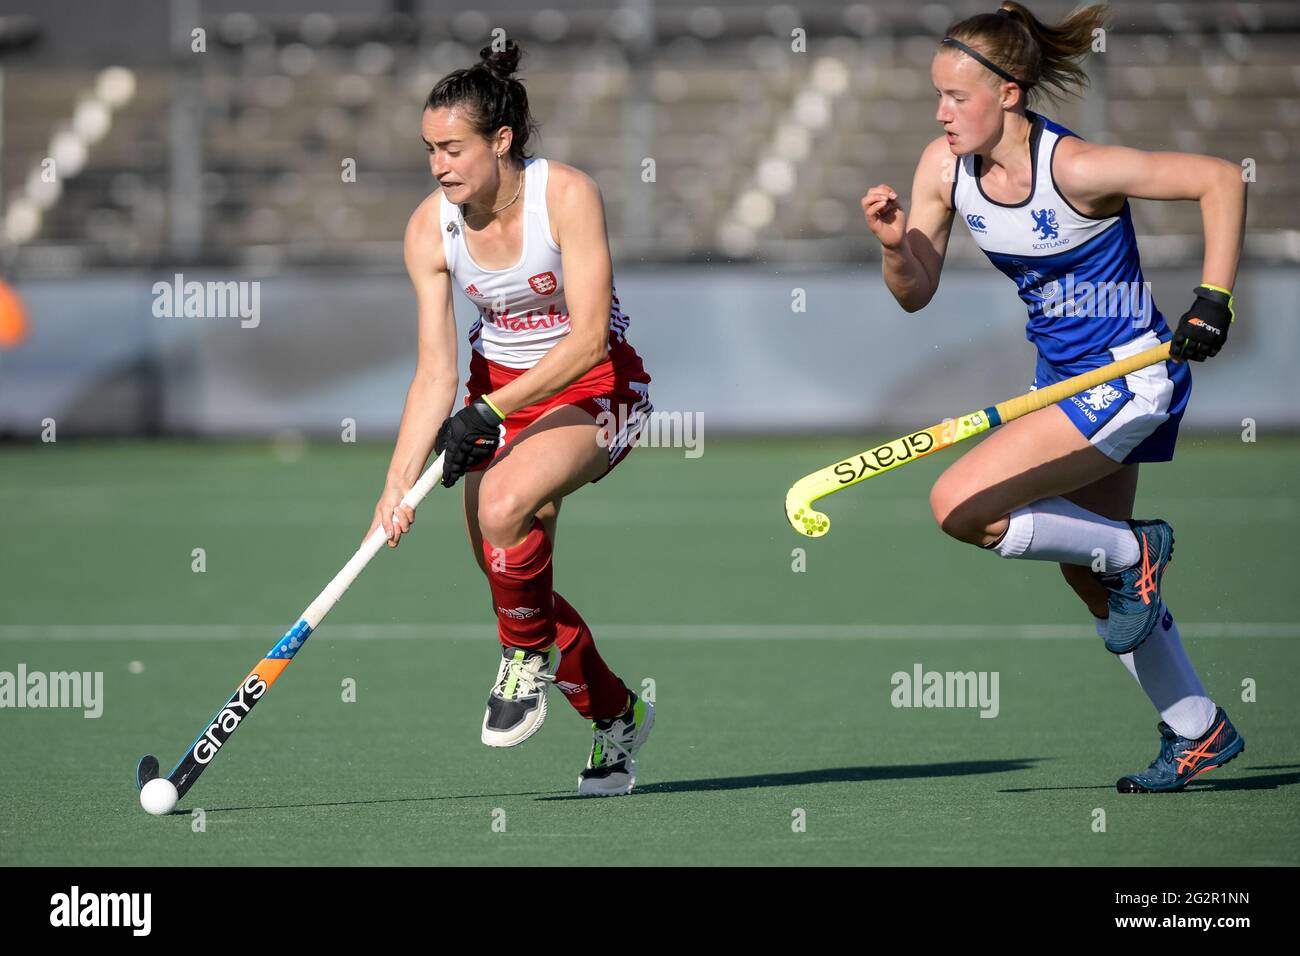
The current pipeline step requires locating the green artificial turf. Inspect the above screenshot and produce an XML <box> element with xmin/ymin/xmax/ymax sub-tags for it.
<box><xmin>1</xmin><ymin>436</ymin><xmax>1296</xmax><ymax>865</ymax></box>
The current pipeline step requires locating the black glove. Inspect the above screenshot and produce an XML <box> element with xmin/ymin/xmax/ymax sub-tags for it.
<box><xmin>1170</xmin><ymin>284</ymin><xmax>1234</xmax><ymax>362</ymax></box>
<box><xmin>435</xmin><ymin>399</ymin><xmax>505</xmax><ymax>488</ymax></box>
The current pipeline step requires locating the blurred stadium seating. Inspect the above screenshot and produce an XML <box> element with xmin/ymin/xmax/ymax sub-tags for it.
<box><xmin>2</xmin><ymin>0</ymin><xmax>1298</xmax><ymax>273</ymax></box>
<box><xmin>1</xmin><ymin>2</ymin><xmax>1296</xmax><ymax>440</ymax></box>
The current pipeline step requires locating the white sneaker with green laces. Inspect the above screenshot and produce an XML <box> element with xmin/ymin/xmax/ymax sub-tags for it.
<box><xmin>481</xmin><ymin>644</ymin><xmax>561</xmax><ymax>747</ymax></box>
<box><xmin>578</xmin><ymin>691</ymin><xmax>655</xmax><ymax>797</ymax></box>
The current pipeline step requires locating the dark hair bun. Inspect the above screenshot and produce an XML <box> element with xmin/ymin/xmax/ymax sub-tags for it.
<box><xmin>478</xmin><ymin>39</ymin><xmax>522</xmax><ymax>79</ymax></box>
<box><xmin>427</xmin><ymin>38</ymin><xmax>536</xmax><ymax>162</ymax></box>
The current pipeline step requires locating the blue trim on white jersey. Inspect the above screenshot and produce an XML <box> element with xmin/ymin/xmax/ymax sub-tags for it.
<box><xmin>953</xmin><ymin>112</ymin><xmax>1170</xmax><ymax>367</ymax></box>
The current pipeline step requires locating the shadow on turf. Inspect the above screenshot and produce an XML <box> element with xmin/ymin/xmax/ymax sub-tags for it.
<box><xmin>197</xmin><ymin>790</ymin><xmax>565</xmax><ymax>813</ymax></box>
<box><xmin>175</xmin><ymin>763</ymin><xmax>1299</xmax><ymax>811</ymax></box>
<box><xmin>999</xmin><ymin>765</ymin><xmax>1300</xmax><ymax>794</ymax></box>
<box><xmin>533</xmin><ymin>759</ymin><xmax>1043</xmax><ymax>800</ymax></box>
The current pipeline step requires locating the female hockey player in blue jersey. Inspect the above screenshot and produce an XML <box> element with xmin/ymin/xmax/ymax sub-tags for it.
<box><xmin>862</xmin><ymin>3</ymin><xmax>1247</xmax><ymax>792</ymax></box>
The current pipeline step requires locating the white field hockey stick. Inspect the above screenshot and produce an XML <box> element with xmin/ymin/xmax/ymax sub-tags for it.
<box><xmin>785</xmin><ymin>342</ymin><xmax>1173</xmax><ymax>537</ymax></box>
<box><xmin>136</xmin><ymin>452</ymin><xmax>446</xmax><ymax>803</ymax></box>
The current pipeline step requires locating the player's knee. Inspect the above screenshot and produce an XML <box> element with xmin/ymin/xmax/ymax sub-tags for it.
<box><xmin>930</xmin><ymin>484</ymin><xmax>982</xmax><ymax>544</ymax></box>
<box><xmin>942</xmin><ymin>512</ymin><xmax>986</xmax><ymax>545</ymax></box>
<box><xmin>477</xmin><ymin>486</ymin><xmax>529</xmax><ymax>544</ymax></box>
<box><xmin>928</xmin><ymin>481</ymin><xmax>951</xmax><ymax>529</ymax></box>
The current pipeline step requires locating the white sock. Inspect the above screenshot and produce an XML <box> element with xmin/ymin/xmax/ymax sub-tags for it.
<box><xmin>1094</xmin><ymin>611</ymin><xmax>1216</xmax><ymax>740</ymax></box>
<box><xmin>990</xmin><ymin>496</ymin><xmax>1140</xmax><ymax>570</ymax></box>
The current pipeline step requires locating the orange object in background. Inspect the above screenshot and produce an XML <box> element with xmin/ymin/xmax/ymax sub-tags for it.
<box><xmin>0</xmin><ymin>280</ymin><xmax>30</xmax><ymax>349</ymax></box>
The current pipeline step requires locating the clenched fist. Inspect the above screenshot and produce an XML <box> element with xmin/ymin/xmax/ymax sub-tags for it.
<box><xmin>862</xmin><ymin>184</ymin><xmax>906</xmax><ymax>250</ymax></box>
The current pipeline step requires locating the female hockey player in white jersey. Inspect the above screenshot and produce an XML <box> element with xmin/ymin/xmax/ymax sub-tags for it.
<box><xmin>862</xmin><ymin>3</ymin><xmax>1247</xmax><ymax>792</ymax></box>
<box><xmin>366</xmin><ymin>41</ymin><xmax>653</xmax><ymax>797</ymax></box>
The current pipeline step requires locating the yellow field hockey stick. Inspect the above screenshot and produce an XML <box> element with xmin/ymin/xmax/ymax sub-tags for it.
<box><xmin>785</xmin><ymin>341</ymin><xmax>1173</xmax><ymax>537</ymax></box>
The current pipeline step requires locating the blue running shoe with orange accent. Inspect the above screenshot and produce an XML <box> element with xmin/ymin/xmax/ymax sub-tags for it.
<box><xmin>1096</xmin><ymin>519</ymin><xmax>1174</xmax><ymax>654</ymax></box>
<box><xmin>1117</xmin><ymin>707</ymin><xmax>1245</xmax><ymax>793</ymax></box>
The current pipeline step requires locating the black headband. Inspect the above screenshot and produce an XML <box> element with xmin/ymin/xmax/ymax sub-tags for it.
<box><xmin>941</xmin><ymin>36</ymin><xmax>1032</xmax><ymax>90</ymax></box>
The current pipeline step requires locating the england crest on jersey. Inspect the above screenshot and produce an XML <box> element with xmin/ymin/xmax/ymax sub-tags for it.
<box><xmin>528</xmin><ymin>271</ymin><xmax>557</xmax><ymax>296</ymax></box>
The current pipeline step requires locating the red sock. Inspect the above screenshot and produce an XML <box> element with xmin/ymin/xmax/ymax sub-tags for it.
<box><xmin>552</xmin><ymin>591</ymin><xmax>630</xmax><ymax>721</ymax></box>
<box><xmin>482</xmin><ymin>518</ymin><xmax>555</xmax><ymax>651</ymax></box>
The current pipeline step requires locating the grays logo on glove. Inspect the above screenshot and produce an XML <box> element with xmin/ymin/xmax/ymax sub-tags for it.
<box><xmin>1171</xmin><ymin>285</ymin><xmax>1234</xmax><ymax>362</ymax></box>
<box><xmin>435</xmin><ymin>399</ymin><xmax>506</xmax><ymax>488</ymax></box>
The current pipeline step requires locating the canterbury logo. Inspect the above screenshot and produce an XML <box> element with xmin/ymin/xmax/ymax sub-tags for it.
<box><xmin>498</xmin><ymin>606</ymin><xmax>540</xmax><ymax>620</ymax></box>
<box><xmin>965</xmin><ymin>214</ymin><xmax>987</xmax><ymax>231</ymax></box>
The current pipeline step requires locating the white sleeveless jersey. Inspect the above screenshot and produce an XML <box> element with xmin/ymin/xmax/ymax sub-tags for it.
<box><xmin>438</xmin><ymin>158</ymin><xmax>631</xmax><ymax>369</ymax></box>
<box><xmin>952</xmin><ymin>112</ymin><xmax>1168</xmax><ymax>369</ymax></box>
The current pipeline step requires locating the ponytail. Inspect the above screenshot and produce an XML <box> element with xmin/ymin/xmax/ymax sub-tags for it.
<box><xmin>941</xmin><ymin>2</ymin><xmax>1108</xmax><ymax>106</ymax></box>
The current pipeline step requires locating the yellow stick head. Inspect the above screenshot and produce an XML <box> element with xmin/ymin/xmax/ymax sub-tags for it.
<box><xmin>785</xmin><ymin>483</ymin><xmax>830</xmax><ymax>537</ymax></box>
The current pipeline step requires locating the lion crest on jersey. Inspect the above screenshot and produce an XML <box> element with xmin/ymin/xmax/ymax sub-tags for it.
<box><xmin>1031</xmin><ymin>208</ymin><xmax>1060</xmax><ymax>241</ymax></box>
<box><xmin>1081</xmin><ymin>383</ymin><xmax>1123</xmax><ymax>412</ymax></box>
<box><xmin>528</xmin><ymin>271</ymin><xmax>557</xmax><ymax>296</ymax></box>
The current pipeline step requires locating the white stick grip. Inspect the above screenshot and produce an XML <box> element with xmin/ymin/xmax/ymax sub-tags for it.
<box><xmin>298</xmin><ymin>452</ymin><xmax>445</xmax><ymax>629</ymax></box>
<box><xmin>399</xmin><ymin>450</ymin><xmax>446</xmax><ymax>512</ymax></box>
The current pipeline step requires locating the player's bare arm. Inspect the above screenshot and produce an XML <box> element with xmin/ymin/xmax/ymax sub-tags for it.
<box><xmin>863</xmin><ymin>135</ymin><xmax>957</xmax><ymax>312</ymax></box>
<box><xmin>1055</xmin><ymin>138</ymin><xmax>1245</xmax><ymax>362</ymax></box>
<box><xmin>368</xmin><ymin>193</ymin><xmax>460</xmax><ymax>546</ymax></box>
<box><xmin>1054</xmin><ymin>137</ymin><xmax>1247</xmax><ymax>293</ymax></box>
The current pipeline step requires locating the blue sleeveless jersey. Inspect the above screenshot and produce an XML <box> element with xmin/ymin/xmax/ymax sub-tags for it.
<box><xmin>952</xmin><ymin>112</ymin><xmax>1171</xmax><ymax>372</ymax></box>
